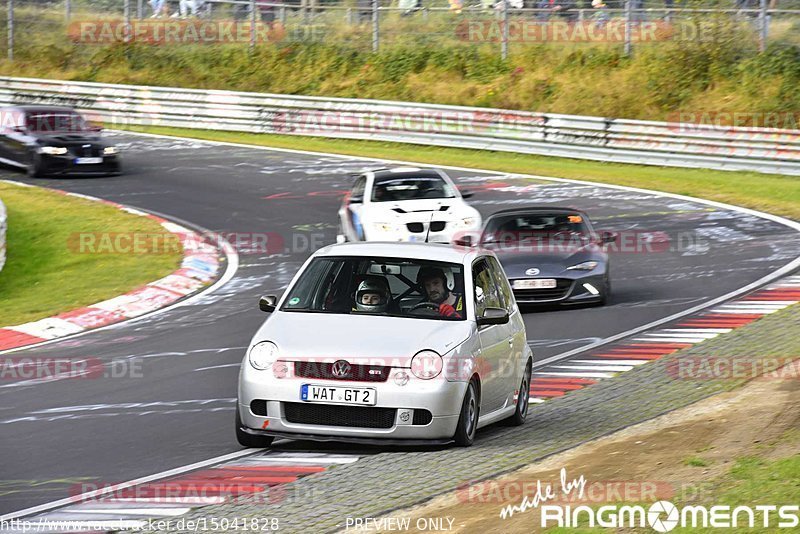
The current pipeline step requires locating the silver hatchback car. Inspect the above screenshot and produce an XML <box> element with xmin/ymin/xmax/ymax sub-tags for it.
<box><xmin>236</xmin><ymin>242</ymin><xmax>533</xmax><ymax>447</ymax></box>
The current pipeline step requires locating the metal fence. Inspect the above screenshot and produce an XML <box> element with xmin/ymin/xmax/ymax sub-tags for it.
<box><xmin>1</xmin><ymin>75</ymin><xmax>799</xmax><ymax>174</ymax></box>
<box><xmin>0</xmin><ymin>197</ymin><xmax>6</xmax><ymax>274</ymax></box>
<box><xmin>1</xmin><ymin>0</ymin><xmax>800</xmax><ymax>59</ymax></box>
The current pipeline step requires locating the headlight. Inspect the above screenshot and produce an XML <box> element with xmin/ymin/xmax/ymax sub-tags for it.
<box><xmin>103</xmin><ymin>146</ymin><xmax>118</xmax><ymax>155</ymax></box>
<box><xmin>410</xmin><ymin>350</ymin><xmax>443</xmax><ymax>380</ymax></box>
<box><xmin>457</xmin><ymin>217</ymin><xmax>478</xmax><ymax>229</ymax></box>
<box><xmin>39</xmin><ymin>146</ymin><xmax>67</xmax><ymax>155</ymax></box>
<box><xmin>248</xmin><ymin>341</ymin><xmax>279</xmax><ymax>370</ymax></box>
<box><xmin>567</xmin><ymin>261</ymin><xmax>599</xmax><ymax>271</ymax></box>
<box><xmin>371</xmin><ymin>222</ymin><xmax>394</xmax><ymax>232</ymax></box>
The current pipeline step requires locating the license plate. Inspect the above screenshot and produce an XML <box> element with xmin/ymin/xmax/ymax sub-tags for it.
<box><xmin>513</xmin><ymin>278</ymin><xmax>557</xmax><ymax>290</ymax></box>
<box><xmin>300</xmin><ymin>384</ymin><xmax>376</xmax><ymax>406</ymax></box>
<box><xmin>75</xmin><ymin>157</ymin><xmax>102</xmax><ymax>164</ymax></box>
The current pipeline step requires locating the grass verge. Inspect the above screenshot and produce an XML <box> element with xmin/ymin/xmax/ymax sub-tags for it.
<box><xmin>125</xmin><ymin>125</ymin><xmax>800</xmax><ymax>220</ymax></box>
<box><xmin>0</xmin><ymin>181</ymin><xmax>183</xmax><ymax>327</ymax></box>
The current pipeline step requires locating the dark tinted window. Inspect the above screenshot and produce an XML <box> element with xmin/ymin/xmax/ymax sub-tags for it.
<box><xmin>371</xmin><ymin>176</ymin><xmax>456</xmax><ymax>202</ymax></box>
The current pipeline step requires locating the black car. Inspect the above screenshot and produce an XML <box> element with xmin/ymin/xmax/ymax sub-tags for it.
<box><xmin>479</xmin><ymin>207</ymin><xmax>615</xmax><ymax>306</ymax></box>
<box><xmin>0</xmin><ymin>105</ymin><xmax>120</xmax><ymax>177</ymax></box>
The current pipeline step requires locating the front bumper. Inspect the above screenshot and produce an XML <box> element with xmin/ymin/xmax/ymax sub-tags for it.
<box><xmin>239</xmin><ymin>367</ymin><xmax>468</xmax><ymax>442</ymax></box>
<box><xmin>38</xmin><ymin>153</ymin><xmax>120</xmax><ymax>175</ymax></box>
<box><xmin>366</xmin><ymin>220</ymin><xmax>481</xmax><ymax>244</ymax></box>
<box><xmin>511</xmin><ymin>273</ymin><xmax>607</xmax><ymax>305</ymax></box>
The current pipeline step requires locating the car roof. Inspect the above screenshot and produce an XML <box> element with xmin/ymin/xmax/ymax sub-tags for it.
<box><xmin>313</xmin><ymin>241</ymin><xmax>486</xmax><ymax>265</ymax></box>
<box><xmin>485</xmin><ymin>206</ymin><xmax>589</xmax><ymax>219</ymax></box>
<box><xmin>370</xmin><ymin>167</ymin><xmax>447</xmax><ymax>181</ymax></box>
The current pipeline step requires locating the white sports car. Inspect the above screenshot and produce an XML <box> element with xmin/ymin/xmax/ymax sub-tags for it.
<box><xmin>337</xmin><ymin>167</ymin><xmax>482</xmax><ymax>244</ymax></box>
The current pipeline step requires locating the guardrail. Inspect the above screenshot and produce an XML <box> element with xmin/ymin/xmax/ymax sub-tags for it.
<box><xmin>0</xmin><ymin>197</ymin><xmax>6</xmax><ymax>274</ymax></box>
<box><xmin>1</xmin><ymin>75</ymin><xmax>800</xmax><ymax>175</ymax></box>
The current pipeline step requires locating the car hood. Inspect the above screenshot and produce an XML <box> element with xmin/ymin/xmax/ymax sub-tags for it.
<box><xmin>366</xmin><ymin>198</ymin><xmax>476</xmax><ymax>221</ymax></box>
<box><xmin>35</xmin><ymin>132</ymin><xmax>104</xmax><ymax>144</ymax></box>
<box><xmin>251</xmin><ymin>311</ymin><xmax>474</xmax><ymax>366</ymax></box>
<box><xmin>490</xmin><ymin>245</ymin><xmax>604</xmax><ymax>278</ymax></box>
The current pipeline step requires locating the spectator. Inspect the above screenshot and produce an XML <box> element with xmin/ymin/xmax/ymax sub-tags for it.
<box><xmin>536</xmin><ymin>0</ymin><xmax>577</xmax><ymax>21</ymax></box>
<box><xmin>172</xmin><ymin>0</ymin><xmax>205</xmax><ymax>18</ymax></box>
<box><xmin>257</xmin><ymin>0</ymin><xmax>276</xmax><ymax>23</ymax></box>
<box><xmin>399</xmin><ymin>0</ymin><xmax>422</xmax><ymax>17</ymax></box>
<box><xmin>592</xmin><ymin>0</ymin><xmax>609</xmax><ymax>28</ymax></box>
<box><xmin>149</xmin><ymin>0</ymin><xmax>166</xmax><ymax>18</ymax></box>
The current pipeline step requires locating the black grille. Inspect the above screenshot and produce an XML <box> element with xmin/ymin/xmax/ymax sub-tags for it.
<box><xmin>429</xmin><ymin>221</ymin><xmax>446</xmax><ymax>232</ymax></box>
<box><xmin>68</xmin><ymin>145</ymin><xmax>100</xmax><ymax>157</ymax></box>
<box><xmin>250</xmin><ymin>400</ymin><xmax>268</xmax><ymax>416</ymax></box>
<box><xmin>412</xmin><ymin>409</ymin><xmax>433</xmax><ymax>425</ymax></box>
<box><xmin>512</xmin><ymin>278</ymin><xmax>573</xmax><ymax>301</ymax></box>
<box><xmin>284</xmin><ymin>402</ymin><xmax>396</xmax><ymax>429</ymax></box>
<box><xmin>406</xmin><ymin>222</ymin><xmax>424</xmax><ymax>233</ymax></box>
<box><xmin>294</xmin><ymin>362</ymin><xmax>390</xmax><ymax>382</ymax></box>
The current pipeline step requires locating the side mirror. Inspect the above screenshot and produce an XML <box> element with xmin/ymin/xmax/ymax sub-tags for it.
<box><xmin>600</xmin><ymin>231</ymin><xmax>617</xmax><ymax>244</ymax></box>
<box><xmin>11</xmin><ymin>125</ymin><xmax>26</xmax><ymax>134</ymax></box>
<box><xmin>477</xmin><ymin>307</ymin><xmax>509</xmax><ymax>326</ymax></box>
<box><xmin>460</xmin><ymin>189</ymin><xmax>475</xmax><ymax>199</ymax></box>
<box><xmin>349</xmin><ymin>196</ymin><xmax>363</xmax><ymax>204</ymax></box>
<box><xmin>259</xmin><ymin>295</ymin><xmax>277</xmax><ymax>313</ymax></box>
<box><xmin>453</xmin><ymin>235</ymin><xmax>474</xmax><ymax>247</ymax></box>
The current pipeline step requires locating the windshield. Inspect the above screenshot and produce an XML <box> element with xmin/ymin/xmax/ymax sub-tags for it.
<box><xmin>482</xmin><ymin>212</ymin><xmax>593</xmax><ymax>245</ymax></box>
<box><xmin>26</xmin><ymin>112</ymin><xmax>89</xmax><ymax>133</ymax></box>
<box><xmin>281</xmin><ymin>256</ymin><xmax>466</xmax><ymax>321</ymax></box>
<box><xmin>371</xmin><ymin>176</ymin><xmax>456</xmax><ymax>202</ymax></box>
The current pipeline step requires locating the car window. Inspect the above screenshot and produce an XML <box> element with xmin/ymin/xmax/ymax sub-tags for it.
<box><xmin>281</xmin><ymin>256</ymin><xmax>465</xmax><ymax>321</ymax></box>
<box><xmin>482</xmin><ymin>212</ymin><xmax>592</xmax><ymax>245</ymax></box>
<box><xmin>351</xmin><ymin>176</ymin><xmax>366</xmax><ymax>201</ymax></box>
<box><xmin>371</xmin><ymin>176</ymin><xmax>456</xmax><ymax>202</ymax></box>
<box><xmin>473</xmin><ymin>259</ymin><xmax>502</xmax><ymax>318</ymax></box>
<box><xmin>487</xmin><ymin>256</ymin><xmax>515</xmax><ymax>314</ymax></box>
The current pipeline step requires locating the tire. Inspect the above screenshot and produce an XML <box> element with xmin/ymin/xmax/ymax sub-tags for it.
<box><xmin>453</xmin><ymin>379</ymin><xmax>479</xmax><ymax>447</ymax></box>
<box><xmin>27</xmin><ymin>153</ymin><xmax>45</xmax><ymax>178</ymax></box>
<box><xmin>235</xmin><ymin>409</ymin><xmax>274</xmax><ymax>448</ymax></box>
<box><xmin>505</xmin><ymin>361</ymin><xmax>531</xmax><ymax>426</ymax></box>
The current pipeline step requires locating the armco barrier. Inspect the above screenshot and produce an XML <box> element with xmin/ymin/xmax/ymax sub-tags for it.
<box><xmin>1</xmin><ymin>76</ymin><xmax>800</xmax><ymax>175</ymax></box>
<box><xmin>0</xmin><ymin>198</ymin><xmax>6</xmax><ymax>274</ymax></box>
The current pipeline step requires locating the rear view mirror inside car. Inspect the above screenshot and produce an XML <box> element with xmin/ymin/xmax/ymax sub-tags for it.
<box><xmin>369</xmin><ymin>264</ymin><xmax>401</xmax><ymax>275</ymax></box>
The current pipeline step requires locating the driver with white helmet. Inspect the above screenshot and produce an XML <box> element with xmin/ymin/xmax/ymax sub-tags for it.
<box><xmin>354</xmin><ymin>276</ymin><xmax>392</xmax><ymax>314</ymax></box>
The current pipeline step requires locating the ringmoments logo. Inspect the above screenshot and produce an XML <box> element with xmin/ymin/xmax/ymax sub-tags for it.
<box><xmin>498</xmin><ymin>468</ymin><xmax>800</xmax><ymax>531</ymax></box>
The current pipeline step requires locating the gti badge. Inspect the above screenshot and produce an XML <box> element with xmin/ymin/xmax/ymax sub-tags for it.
<box><xmin>331</xmin><ymin>360</ymin><xmax>351</xmax><ymax>378</ymax></box>
<box><xmin>525</xmin><ymin>268</ymin><xmax>540</xmax><ymax>276</ymax></box>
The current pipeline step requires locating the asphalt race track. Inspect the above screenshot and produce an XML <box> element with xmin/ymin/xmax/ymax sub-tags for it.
<box><xmin>1</xmin><ymin>132</ymin><xmax>798</xmax><ymax>517</ymax></box>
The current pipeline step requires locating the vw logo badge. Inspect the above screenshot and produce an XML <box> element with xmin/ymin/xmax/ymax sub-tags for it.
<box><xmin>331</xmin><ymin>360</ymin><xmax>351</xmax><ymax>378</ymax></box>
<box><xmin>525</xmin><ymin>268</ymin><xmax>540</xmax><ymax>276</ymax></box>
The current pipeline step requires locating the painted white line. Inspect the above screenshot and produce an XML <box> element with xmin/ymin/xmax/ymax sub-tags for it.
<box><xmin>0</xmin><ymin>449</ymin><xmax>258</xmax><ymax>522</ymax></box>
<box><xmin>642</xmin><ymin>332</ymin><xmax>720</xmax><ymax>339</ymax></box>
<box><xmin>534</xmin><ymin>371</ymin><xmax>615</xmax><ymax>379</ymax></box>
<box><xmin>236</xmin><ymin>454</ymin><xmax>360</xmax><ymax>465</ymax></box>
<box><xmin>529</xmin><ymin>398</ymin><xmax>547</xmax><ymax>403</ymax></box>
<box><xmin>633</xmin><ymin>337</ymin><xmax>704</xmax><ymax>343</ymax></box>
<box><xmin>662</xmin><ymin>328</ymin><xmax>733</xmax><ymax>334</ymax></box>
<box><xmin>553</xmin><ymin>364</ymin><xmax>633</xmax><ymax>372</ymax></box>
<box><xmin>572</xmin><ymin>359</ymin><xmax>650</xmax><ymax>366</ymax></box>
<box><xmin>64</xmin><ymin>507</ymin><xmax>192</xmax><ymax>516</ymax></box>
<box><xmin>193</xmin><ymin>363</ymin><xmax>242</xmax><ymax>372</ymax></box>
<box><xmin>734</xmin><ymin>300</ymin><xmax>798</xmax><ymax>305</ymax></box>
<box><xmin>104</xmin><ymin>497</ymin><xmax>227</xmax><ymax>505</ymax></box>
<box><xmin>710</xmin><ymin>308</ymin><xmax>777</xmax><ymax>314</ymax></box>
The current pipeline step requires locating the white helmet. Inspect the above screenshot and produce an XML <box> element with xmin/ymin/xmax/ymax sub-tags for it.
<box><xmin>355</xmin><ymin>276</ymin><xmax>391</xmax><ymax>313</ymax></box>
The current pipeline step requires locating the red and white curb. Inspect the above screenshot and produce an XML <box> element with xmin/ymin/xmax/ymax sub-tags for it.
<box><xmin>0</xmin><ymin>181</ymin><xmax>224</xmax><ymax>353</ymax></box>
<box><xmin>0</xmin><ymin>452</ymin><xmax>359</xmax><ymax>533</ymax></box>
<box><xmin>528</xmin><ymin>274</ymin><xmax>800</xmax><ymax>403</ymax></box>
